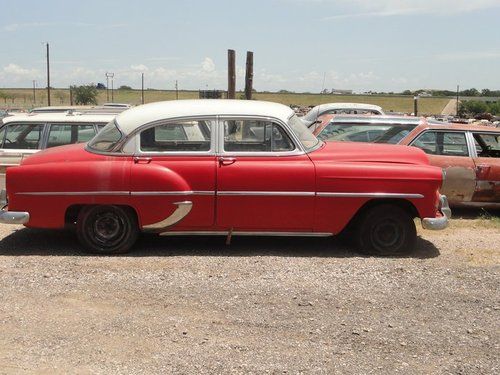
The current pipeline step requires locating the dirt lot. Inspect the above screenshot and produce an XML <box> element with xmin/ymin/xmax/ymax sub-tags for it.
<box><xmin>0</xmin><ymin>209</ymin><xmax>499</xmax><ymax>374</ymax></box>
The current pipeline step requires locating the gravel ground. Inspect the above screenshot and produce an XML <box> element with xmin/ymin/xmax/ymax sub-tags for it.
<box><xmin>0</xmin><ymin>210</ymin><xmax>499</xmax><ymax>374</ymax></box>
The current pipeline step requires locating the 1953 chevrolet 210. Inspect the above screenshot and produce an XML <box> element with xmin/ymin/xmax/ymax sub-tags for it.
<box><xmin>0</xmin><ymin>100</ymin><xmax>451</xmax><ymax>255</ymax></box>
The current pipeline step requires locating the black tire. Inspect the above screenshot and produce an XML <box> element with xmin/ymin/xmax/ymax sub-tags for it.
<box><xmin>76</xmin><ymin>205</ymin><xmax>139</xmax><ymax>254</ymax></box>
<box><xmin>355</xmin><ymin>204</ymin><xmax>416</xmax><ymax>256</ymax></box>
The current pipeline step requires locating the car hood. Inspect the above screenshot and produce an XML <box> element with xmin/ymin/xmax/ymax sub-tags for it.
<box><xmin>20</xmin><ymin>143</ymin><xmax>105</xmax><ymax>166</ymax></box>
<box><xmin>309</xmin><ymin>141</ymin><xmax>430</xmax><ymax>165</ymax></box>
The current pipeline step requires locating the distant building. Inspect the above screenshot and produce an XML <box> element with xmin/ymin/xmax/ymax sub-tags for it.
<box><xmin>331</xmin><ymin>89</ymin><xmax>353</xmax><ymax>95</ymax></box>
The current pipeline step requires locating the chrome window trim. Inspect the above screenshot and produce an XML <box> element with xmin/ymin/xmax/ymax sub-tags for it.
<box><xmin>217</xmin><ymin>115</ymin><xmax>305</xmax><ymax>157</ymax></box>
<box><xmin>134</xmin><ymin>117</ymin><xmax>216</xmax><ymax>156</ymax></box>
<box><xmin>465</xmin><ymin>131</ymin><xmax>478</xmax><ymax>158</ymax></box>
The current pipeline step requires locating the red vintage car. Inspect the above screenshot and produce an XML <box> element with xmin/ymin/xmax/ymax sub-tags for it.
<box><xmin>0</xmin><ymin>100</ymin><xmax>450</xmax><ymax>255</ymax></box>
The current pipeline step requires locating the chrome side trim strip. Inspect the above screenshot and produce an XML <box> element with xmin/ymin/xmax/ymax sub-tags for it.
<box><xmin>217</xmin><ymin>191</ymin><xmax>315</xmax><ymax>197</ymax></box>
<box><xmin>160</xmin><ymin>231</ymin><xmax>333</xmax><ymax>237</ymax></box>
<box><xmin>16</xmin><ymin>191</ymin><xmax>130</xmax><ymax>196</ymax></box>
<box><xmin>143</xmin><ymin>201</ymin><xmax>193</xmax><ymax>231</ymax></box>
<box><xmin>17</xmin><ymin>191</ymin><xmax>424</xmax><ymax>199</ymax></box>
<box><xmin>317</xmin><ymin>192</ymin><xmax>424</xmax><ymax>199</ymax></box>
<box><xmin>131</xmin><ymin>191</ymin><xmax>214</xmax><ymax>196</ymax></box>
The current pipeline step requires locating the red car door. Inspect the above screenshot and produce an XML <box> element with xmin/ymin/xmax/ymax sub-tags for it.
<box><xmin>408</xmin><ymin>130</ymin><xmax>476</xmax><ymax>202</ymax></box>
<box><xmin>216</xmin><ymin>117</ymin><xmax>315</xmax><ymax>231</ymax></box>
<box><xmin>129</xmin><ymin>118</ymin><xmax>217</xmax><ymax>230</ymax></box>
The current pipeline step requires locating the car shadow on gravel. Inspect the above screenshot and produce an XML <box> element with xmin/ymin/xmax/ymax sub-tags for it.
<box><xmin>0</xmin><ymin>227</ymin><xmax>439</xmax><ymax>259</ymax></box>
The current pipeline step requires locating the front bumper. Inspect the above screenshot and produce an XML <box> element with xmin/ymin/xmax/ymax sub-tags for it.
<box><xmin>0</xmin><ymin>189</ymin><xmax>30</xmax><ymax>225</ymax></box>
<box><xmin>421</xmin><ymin>194</ymin><xmax>451</xmax><ymax>230</ymax></box>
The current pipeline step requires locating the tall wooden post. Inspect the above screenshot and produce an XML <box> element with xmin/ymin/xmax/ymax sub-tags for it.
<box><xmin>46</xmin><ymin>43</ymin><xmax>51</xmax><ymax>106</ymax></box>
<box><xmin>228</xmin><ymin>49</ymin><xmax>235</xmax><ymax>99</ymax></box>
<box><xmin>141</xmin><ymin>73</ymin><xmax>145</xmax><ymax>104</ymax></box>
<box><xmin>245</xmin><ymin>51</ymin><xmax>254</xmax><ymax>100</ymax></box>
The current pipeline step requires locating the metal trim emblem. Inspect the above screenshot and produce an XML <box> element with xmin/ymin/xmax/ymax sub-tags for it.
<box><xmin>143</xmin><ymin>201</ymin><xmax>193</xmax><ymax>232</ymax></box>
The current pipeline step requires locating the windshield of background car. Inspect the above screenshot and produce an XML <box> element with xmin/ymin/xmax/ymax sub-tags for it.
<box><xmin>288</xmin><ymin>114</ymin><xmax>320</xmax><ymax>151</ymax></box>
<box><xmin>317</xmin><ymin>123</ymin><xmax>417</xmax><ymax>144</ymax></box>
<box><xmin>87</xmin><ymin>119</ymin><xmax>123</xmax><ymax>152</ymax></box>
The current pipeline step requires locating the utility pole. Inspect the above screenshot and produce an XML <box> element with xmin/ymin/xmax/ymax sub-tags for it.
<box><xmin>413</xmin><ymin>95</ymin><xmax>419</xmax><ymax>116</ymax></box>
<box><xmin>456</xmin><ymin>85</ymin><xmax>460</xmax><ymax>116</ymax></box>
<box><xmin>105</xmin><ymin>72</ymin><xmax>114</xmax><ymax>102</ymax></box>
<box><xmin>175</xmin><ymin>80</ymin><xmax>178</xmax><ymax>100</ymax></box>
<box><xmin>32</xmin><ymin>80</ymin><xmax>36</xmax><ymax>103</ymax></box>
<box><xmin>69</xmin><ymin>85</ymin><xmax>73</xmax><ymax>105</ymax></box>
<box><xmin>244</xmin><ymin>51</ymin><xmax>254</xmax><ymax>100</ymax></box>
<box><xmin>141</xmin><ymin>73</ymin><xmax>145</xmax><ymax>104</ymax></box>
<box><xmin>228</xmin><ymin>49</ymin><xmax>235</xmax><ymax>99</ymax></box>
<box><xmin>45</xmin><ymin>42</ymin><xmax>51</xmax><ymax>106</ymax></box>
<box><xmin>111</xmin><ymin>75</ymin><xmax>114</xmax><ymax>102</ymax></box>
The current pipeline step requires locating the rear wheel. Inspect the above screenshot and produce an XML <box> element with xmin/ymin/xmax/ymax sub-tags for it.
<box><xmin>76</xmin><ymin>205</ymin><xmax>139</xmax><ymax>254</ymax></box>
<box><xmin>356</xmin><ymin>204</ymin><xmax>416</xmax><ymax>255</ymax></box>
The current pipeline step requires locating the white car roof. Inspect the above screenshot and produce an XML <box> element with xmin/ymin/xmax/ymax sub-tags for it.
<box><xmin>313</xmin><ymin>102</ymin><xmax>384</xmax><ymax>112</ymax></box>
<box><xmin>1</xmin><ymin>112</ymin><xmax>116</xmax><ymax>124</ymax></box>
<box><xmin>115</xmin><ymin>99</ymin><xmax>295</xmax><ymax>135</ymax></box>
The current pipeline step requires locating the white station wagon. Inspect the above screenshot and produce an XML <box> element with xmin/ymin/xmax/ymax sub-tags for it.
<box><xmin>0</xmin><ymin>112</ymin><xmax>116</xmax><ymax>189</ymax></box>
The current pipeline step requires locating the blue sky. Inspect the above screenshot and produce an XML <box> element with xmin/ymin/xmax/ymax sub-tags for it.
<box><xmin>1</xmin><ymin>0</ymin><xmax>499</xmax><ymax>92</ymax></box>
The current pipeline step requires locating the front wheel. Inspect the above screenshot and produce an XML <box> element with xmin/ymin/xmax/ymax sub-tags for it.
<box><xmin>356</xmin><ymin>204</ymin><xmax>416</xmax><ymax>255</ymax></box>
<box><xmin>77</xmin><ymin>205</ymin><xmax>139</xmax><ymax>254</ymax></box>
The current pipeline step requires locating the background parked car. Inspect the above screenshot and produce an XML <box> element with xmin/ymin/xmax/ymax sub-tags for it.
<box><xmin>0</xmin><ymin>112</ymin><xmax>116</xmax><ymax>189</ymax></box>
<box><xmin>301</xmin><ymin>103</ymin><xmax>385</xmax><ymax>128</ymax></box>
<box><xmin>315</xmin><ymin>115</ymin><xmax>500</xmax><ymax>204</ymax></box>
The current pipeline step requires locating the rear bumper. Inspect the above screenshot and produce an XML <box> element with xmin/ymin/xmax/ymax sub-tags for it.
<box><xmin>421</xmin><ymin>195</ymin><xmax>451</xmax><ymax>230</ymax></box>
<box><xmin>0</xmin><ymin>189</ymin><xmax>30</xmax><ymax>225</ymax></box>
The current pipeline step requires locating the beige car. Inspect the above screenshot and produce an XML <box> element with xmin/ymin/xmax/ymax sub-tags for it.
<box><xmin>0</xmin><ymin>112</ymin><xmax>116</xmax><ymax>189</ymax></box>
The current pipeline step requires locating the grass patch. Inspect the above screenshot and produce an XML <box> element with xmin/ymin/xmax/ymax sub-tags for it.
<box><xmin>1</xmin><ymin>88</ymin><xmax>449</xmax><ymax>115</ymax></box>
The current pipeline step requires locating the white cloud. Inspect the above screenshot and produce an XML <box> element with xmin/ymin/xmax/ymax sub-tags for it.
<box><xmin>3</xmin><ymin>22</ymin><xmax>54</xmax><ymax>32</ymax></box>
<box><xmin>0</xmin><ymin>64</ymin><xmax>42</xmax><ymax>82</ymax></box>
<box><xmin>201</xmin><ymin>57</ymin><xmax>216</xmax><ymax>73</ymax></box>
<box><xmin>322</xmin><ymin>0</ymin><xmax>500</xmax><ymax>19</ymax></box>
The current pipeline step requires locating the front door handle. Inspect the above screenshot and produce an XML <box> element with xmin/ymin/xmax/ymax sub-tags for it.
<box><xmin>218</xmin><ymin>157</ymin><xmax>236</xmax><ymax>166</ymax></box>
<box><xmin>134</xmin><ymin>156</ymin><xmax>152</xmax><ymax>164</ymax></box>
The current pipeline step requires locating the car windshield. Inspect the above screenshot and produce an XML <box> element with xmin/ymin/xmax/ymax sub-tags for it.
<box><xmin>87</xmin><ymin>119</ymin><xmax>123</xmax><ymax>152</ymax></box>
<box><xmin>318</xmin><ymin>123</ymin><xmax>417</xmax><ymax>144</ymax></box>
<box><xmin>288</xmin><ymin>114</ymin><xmax>321</xmax><ymax>151</ymax></box>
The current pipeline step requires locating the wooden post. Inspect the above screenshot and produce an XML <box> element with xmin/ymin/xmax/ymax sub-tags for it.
<box><xmin>228</xmin><ymin>49</ymin><xmax>235</xmax><ymax>99</ymax></box>
<box><xmin>244</xmin><ymin>51</ymin><xmax>253</xmax><ymax>100</ymax></box>
<box><xmin>141</xmin><ymin>73</ymin><xmax>145</xmax><ymax>104</ymax></box>
<box><xmin>46</xmin><ymin>43</ymin><xmax>51</xmax><ymax>106</ymax></box>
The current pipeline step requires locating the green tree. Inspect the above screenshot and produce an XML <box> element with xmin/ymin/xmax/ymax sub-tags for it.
<box><xmin>119</xmin><ymin>85</ymin><xmax>132</xmax><ymax>90</ymax></box>
<box><xmin>71</xmin><ymin>84</ymin><xmax>98</xmax><ymax>105</ymax></box>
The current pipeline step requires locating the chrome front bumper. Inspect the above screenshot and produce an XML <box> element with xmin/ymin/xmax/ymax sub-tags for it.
<box><xmin>421</xmin><ymin>194</ymin><xmax>451</xmax><ymax>230</ymax></box>
<box><xmin>0</xmin><ymin>189</ymin><xmax>30</xmax><ymax>225</ymax></box>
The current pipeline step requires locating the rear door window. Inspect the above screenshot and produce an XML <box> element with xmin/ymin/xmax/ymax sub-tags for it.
<box><xmin>1</xmin><ymin>123</ymin><xmax>44</xmax><ymax>149</ymax></box>
<box><xmin>411</xmin><ymin>131</ymin><xmax>469</xmax><ymax>156</ymax></box>
<box><xmin>47</xmin><ymin>124</ymin><xmax>96</xmax><ymax>148</ymax></box>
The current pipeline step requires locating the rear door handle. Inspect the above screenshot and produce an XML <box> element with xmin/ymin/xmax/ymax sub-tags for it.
<box><xmin>134</xmin><ymin>156</ymin><xmax>152</xmax><ymax>164</ymax></box>
<box><xmin>218</xmin><ymin>157</ymin><xmax>236</xmax><ymax>166</ymax></box>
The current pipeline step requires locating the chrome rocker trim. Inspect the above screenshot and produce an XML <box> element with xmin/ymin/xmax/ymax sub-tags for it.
<box><xmin>142</xmin><ymin>201</ymin><xmax>193</xmax><ymax>232</ymax></box>
<box><xmin>160</xmin><ymin>231</ymin><xmax>333</xmax><ymax>237</ymax></box>
<box><xmin>421</xmin><ymin>195</ymin><xmax>451</xmax><ymax>230</ymax></box>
